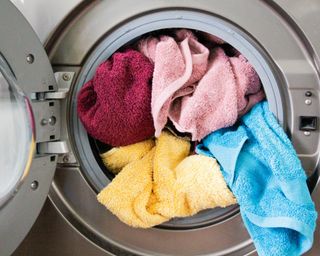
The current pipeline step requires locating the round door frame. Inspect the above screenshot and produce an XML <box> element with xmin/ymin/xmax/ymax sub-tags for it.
<box><xmin>0</xmin><ymin>1</ymin><xmax>59</xmax><ymax>255</ymax></box>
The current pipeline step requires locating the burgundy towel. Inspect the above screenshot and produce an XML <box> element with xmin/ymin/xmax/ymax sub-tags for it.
<box><xmin>77</xmin><ymin>50</ymin><xmax>155</xmax><ymax>147</ymax></box>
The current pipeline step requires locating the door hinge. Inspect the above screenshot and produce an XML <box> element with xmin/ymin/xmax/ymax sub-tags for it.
<box><xmin>43</xmin><ymin>89</ymin><xmax>68</xmax><ymax>100</ymax></box>
<box><xmin>44</xmin><ymin>72</ymin><xmax>75</xmax><ymax>99</ymax></box>
<box><xmin>37</xmin><ymin>141</ymin><xmax>69</xmax><ymax>155</ymax></box>
<box><xmin>31</xmin><ymin>72</ymin><xmax>75</xmax><ymax>158</ymax></box>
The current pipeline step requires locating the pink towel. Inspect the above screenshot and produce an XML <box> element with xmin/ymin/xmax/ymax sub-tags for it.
<box><xmin>77</xmin><ymin>50</ymin><xmax>155</xmax><ymax>147</ymax></box>
<box><xmin>139</xmin><ymin>30</ymin><xmax>264</xmax><ymax>141</ymax></box>
<box><xmin>138</xmin><ymin>30</ymin><xmax>210</xmax><ymax>137</ymax></box>
<box><xmin>169</xmin><ymin>48</ymin><xmax>265</xmax><ymax>140</ymax></box>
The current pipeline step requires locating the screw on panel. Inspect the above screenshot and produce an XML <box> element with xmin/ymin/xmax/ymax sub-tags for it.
<box><xmin>305</xmin><ymin>99</ymin><xmax>312</xmax><ymax>105</ymax></box>
<box><xmin>26</xmin><ymin>54</ymin><xmax>34</xmax><ymax>64</ymax></box>
<box><xmin>41</xmin><ymin>119</ymin><xmax>48</xmax><ymax>125</ymax></box>
<box><xmin>304</xmin><ymin>131</ymin><xmax>311</xmax><ymax>136</ymax></box>
<box><xmin>48</xmin><ymin>116</ymin><xmax>56</xmax><ymax>126</ymax></box>
<box><xmin>30</xmin><ymin>181</ymin><xmax>39</xmax><ymax>190</ymax></box>
<box><xmin>63</xmin><ymin>155</ymin><xmax>70</xmax><ymax>163</ymax></box>
<box><xmin>305</xmin><ymin>91</ymin><xmax>312</xmax><ymax>97</ymax></box>
<box><xmin>62</xmin><ymin>73</ymin><xmax>71</xmax><ymax>81</ymax></box>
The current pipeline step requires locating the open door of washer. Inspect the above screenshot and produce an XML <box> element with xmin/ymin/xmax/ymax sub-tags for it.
<box><xmin>0</xmin><ymin>1</ymin><xmax>66</xmax><ymax>255</ymax></box>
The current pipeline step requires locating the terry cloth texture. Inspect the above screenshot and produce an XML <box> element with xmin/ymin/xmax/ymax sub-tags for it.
<box><xmin>139</xmin><ymin>29</ymin><xmax>210</xmax><ymax>139</ymax></box>
<box><xmin>77</xmin><ymin>49</ymin><xmax>155</xmax><ymax>147</ymax></box>
<box><xmin>97</xmin><ymin>131</ymin><xmax>236</xmax><ymax>228</ymax></box>
<box><xmin>138</xmin><ymin>29</ymin><xmax>265</xmax><ymax>141</ymax></box>
<box><xmin>100</xmin><ymin>140</ymin><xmax>155</xmax><ymax>174</ymax></box>
<box><xmin>196</xmin><ymin>101</ymin><xmax>317</xmax><ymax>256</ymax></box>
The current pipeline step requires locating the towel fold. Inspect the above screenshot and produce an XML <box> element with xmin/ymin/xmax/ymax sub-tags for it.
<box><xmin>196</xmin><ymin>101</ymin><xmax>317</xmax><ymax>256</ymax></box>
<box><xmin>100</xmin><ymin>140</ymin><xmax>155</xmax><ymax>174</ymax></box>
<box><xmin>138</xmin><ymin>30</ymin><xmax>210</xmax><ymax>138</ymax></box>
<box><xmin>169</xmin><ymin>48</ymin><xmax>265</xmax><ymax>141</ymax></box>
<box><xmin>138</xmin><ymin>29</ymin><xmax>265</xmax><ymax>141</ymax></box>
<box><xmin>175</xmin><ymin>155</ymin><xmax>237</xmax><ymax>216</ymax></box>
<box><xmin>98</xmin><ymin>131</ymin><xmax>236</xmax><ymax>228</ymax></box>
<box><xmin>148</xmin><ymin>131</ymin><xmax>191</xmax><ymax>218</ymax></box>
<box><xmin>98</xmin><ymin>147</ymin><xmax>167</xmax><ymax>228</ymax></box>
<box><xmin>77</xmin><ymin>49</ymin><xmax>154</xmax><ymax>147</ymax></box>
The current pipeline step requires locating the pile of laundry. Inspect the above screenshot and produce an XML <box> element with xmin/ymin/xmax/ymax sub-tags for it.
<box><xmin>77</xmin><ymin>29</ymin><xmax>317</xmax><ymax>255</ymax></box>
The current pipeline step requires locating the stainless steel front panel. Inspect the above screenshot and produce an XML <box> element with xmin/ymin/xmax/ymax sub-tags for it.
<box><xmin>13</xmin><ymin>175</ymin><xmax>320</xmax><ymax>256</ymax></box>
<box><xmin>14</xmin><ymin>199</ymin><xmax>109</xmax><ymax>256</ymax></box>
<box><xmin>13</xmin><ymin>0</ymin><xmax>320</xmax><ymax>255</ymax></box>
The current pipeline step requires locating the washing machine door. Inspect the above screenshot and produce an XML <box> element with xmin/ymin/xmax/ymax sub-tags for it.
<box><xmin>0</xmin><ymin>1</ymin><xmax>64</xmax><ymax>255</ymax></box>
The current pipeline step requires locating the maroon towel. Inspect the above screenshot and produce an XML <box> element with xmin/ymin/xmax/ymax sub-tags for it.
<box><xmin>77</xmin><ymin>50</ymin><xmax>155</xmax><ymax>147</ymax></box>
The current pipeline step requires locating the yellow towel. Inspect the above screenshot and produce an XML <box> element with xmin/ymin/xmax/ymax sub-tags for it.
<box><xmin>100</xmin><ymin>140</ymin><xmax>155</xmax><ymax>174</ymax></box>
<box><xmin>97</xmin><ymin>148</ymin><xmax>168</xmax><ymax>228</ymax></box>
<box><xmin>97</xmin><ymin>131</ymin><xmax>236</xmax><ymax>228</ymax></box>
<box><xmin>175</xmin><ymin>155</ymin><xmax>237</xmax><ymax>216</ymax></box>
<box><xmin>149</xmin><ymin>131</ymin><xmax>190</xmax><ymax>217</ymax></box>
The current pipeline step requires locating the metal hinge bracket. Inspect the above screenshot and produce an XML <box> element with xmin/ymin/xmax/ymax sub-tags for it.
<box><xmin>37</xmin><ymin>141</ymin><xmax>69</xmax><ymax>155</ymax></box>
<box><xmin>31</xmin><ymin>72</ymin><xmax>75</xmax><ymax>158</ymax></box>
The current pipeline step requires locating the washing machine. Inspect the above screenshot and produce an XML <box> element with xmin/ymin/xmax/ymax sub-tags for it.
<box><xmin>1</xmin><ymin>0</ymin><xmax>320</xmax><ymax>255</ymax></box>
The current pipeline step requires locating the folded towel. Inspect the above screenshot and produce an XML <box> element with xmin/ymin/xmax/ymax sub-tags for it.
<box><xmin>77</xmin><ymin>49</ymin><xmax>154</xmax><ymax>147</ymax></box>
<box><xmin>138</xmin><ymin>30</ymin><xmax>264</xmax><ymax>141</ymax></box>
<box><xmin>98</xmin><ymin>131</ymin><xmax>236</xmax><ymax>228</ymax></box>
<box><xmin>196</xmin><ymin>101</ymin><xmax>317</xmax><ymax>256</ymax></box>
<box><xmin>100</xmin><ymin>140</ymin><xmax>155</xmax><ymax>174</ymax></box>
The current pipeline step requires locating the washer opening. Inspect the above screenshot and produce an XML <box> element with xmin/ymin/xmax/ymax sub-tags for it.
<box><xmin>70</xmin><ymin>11</ymin><xmax>286</xmax><ymax>231</ymax></box>
<box><xmin>87</xmin><ymin>27</ymin><xmax>262</xmax><ymax>182</ymax></box>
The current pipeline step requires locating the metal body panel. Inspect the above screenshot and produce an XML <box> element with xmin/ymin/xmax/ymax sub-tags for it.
<box><xmin>1</xmin><ymin>2</ymin><xmax>56</xmax><ymax>94</ymax></box>
<box><xmin>10</xmin><ymin>0</ymin><xmax>82</xmax><ymax>44</ymax></box>
<box><xmin>13</xmin><ymin>168</ymin><xmax>320</xmax><ymax>256</ymax></box>
<box><xmin>1</xmin><ymin>156</ymin><xmax>57</xmax><ymax>256</ymax></box>
<box><xmin>6</xmin><ymin>0</ymin><xmax>320</xmax><ymax>255</ymax></box>
<box><xmin>38</xmin><ymin>167</ymin><xmax>256</xmax><ymax>256</ymax></box>
<box><xmin>43</xmin><ymin>0</ymin><xmax>320</xmax><ymax>255</ymax></box>
<box><xmin>275</xmin><ymin>0</ymin><xmax>320</xmax><ymax>69</ymax></box>
<box><xmin>13</xmin><ymin>199</ymin><xmax>109</xmax><ymax>256</ymax></box>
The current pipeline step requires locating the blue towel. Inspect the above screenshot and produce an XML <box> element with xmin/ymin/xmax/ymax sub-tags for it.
<box><xmin>196</xmin><ymin>101</ymin><xmax>317</xmax><ymax>256</ymax></box>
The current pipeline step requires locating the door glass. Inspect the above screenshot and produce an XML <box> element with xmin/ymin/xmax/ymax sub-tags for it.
<box><xmin>0</xmin><ymin>66</ymin><xmax>35</xmax><ymax>208</ymax></box>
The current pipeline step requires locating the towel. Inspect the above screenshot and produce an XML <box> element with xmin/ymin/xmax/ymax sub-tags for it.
<box><xmin>98</xmin><ymin>147</ymin><xmax>168</xmax><ymax>228</ymax></box>
<box><xmin>138</xmin><ymin>30</ymin><xmax>210</xmax><ymax>138</ymax></box>
<box><xmin>77</xmin><ymin>49</ymin><xmax>155</xmax><ymax>147</ymax></box>
<box><xmin>98</xmin><ymin>131</ymin><xmax>236</xmax><ymax>228</ymax></box>
<box><xmin>100</xmin><ymin>140</ymin><xmax>155</xmax><ymax>174</ymax></box>
<box><xmin>169</xmin><ymin>47</ymin><xmax>265</xmax><ymax>141</ymax></box>
<box><xmin>138</xmin><ymin>30</ymin><xmax>265</xmax><ymax>141</ymax></box>
<box><xmin>175</xmin><ymin>155</ymin><xmax>237</xmax><ymax>216</ymax></box>
<box><xmin>147</xmin><ymin>130</ymin><xmax>191</xmax><ymax>218</ymax></box>
<box><xmin>196</xmin><ymin>101</ymin><xmax>317</xmax><ymax>256</ymax></box>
